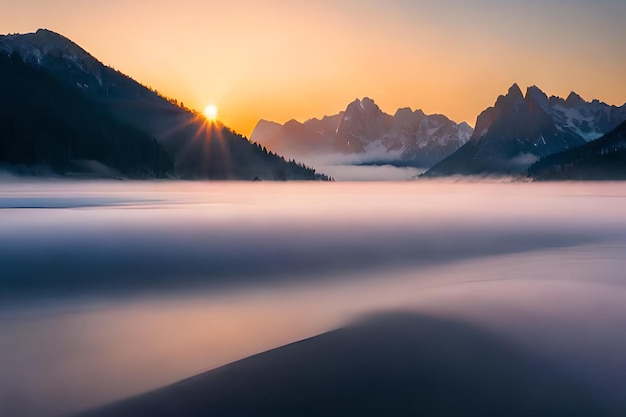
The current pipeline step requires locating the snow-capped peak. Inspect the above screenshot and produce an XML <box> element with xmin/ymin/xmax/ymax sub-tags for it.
<box><xmin>0</xmin><ymin>29</ymin><xmax>105</xmax><ymax>85</ymax></box>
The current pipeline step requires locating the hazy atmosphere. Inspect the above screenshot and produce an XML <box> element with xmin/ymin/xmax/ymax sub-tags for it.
<box><xmin>2</xmin><ymin>181</ymin><xmax>626</xmax><ymax>417</ymax></box>
<box><xmin>2</xmin><ymin>1</ymin><xmax>626</xmax><ymax>416</ymax></box>
<box><xmin>2</xmin><ymin>0</ymin><xmax>624</xmax><ymax>135</ymax></box>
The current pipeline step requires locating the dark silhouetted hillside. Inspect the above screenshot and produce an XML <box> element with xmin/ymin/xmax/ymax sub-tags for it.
<box><xmin>529</xmin><ymin>121</ymin><xmax>626</xmax><ymax>180</ymax></box>
<box><xmin>0</xmin><ymin>29</ymin><xmax>328</xmax><ymax>180</ymax></box>
<box><xmin>0</xmin><ymin>52</ymin><xmax>173</xmax><ymax>177</ymax></box>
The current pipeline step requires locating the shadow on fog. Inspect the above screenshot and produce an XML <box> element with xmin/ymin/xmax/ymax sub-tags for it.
<box><xmin>78</xmin><ymin>311</ymin><xmax>613</xmax><ymax>417</ymax></box>
<box><xmin>0</xmin><ymin>219</ymin><xmax>603</xmax><ymax>301</ymax></box>
<box><xmin>0</xmin><ymin>197</ymin><xmax>160</xmax><ymax>209</ymax></box>
<box><xmin>3</xmin><ymin>180</ymin><xmax>626</xmax><ymax>302</ymax></box>
<box><xmin>3</xmin><ymin>182</ymin><xmax>626</xmax><ymax>417</ymax></box>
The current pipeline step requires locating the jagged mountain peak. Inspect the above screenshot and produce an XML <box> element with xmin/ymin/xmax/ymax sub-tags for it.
<box><xmin>253</xmin><ymin>96</ymin><xmax>472</xmax><ymax>166</ymax></box>
<box><xmin>525</xmin><ymin>85</ymin><xmax>550</xmax><ymax>111</ymax></box>
<box><xmin>335</xmin><ymin>97</ymin><xmax>390</xmax><ymax>153</ymax></box>
<box><xmin>491</xmin><ymin>83</ymin><xmax>525</xmax><ymax>114</ymax></box>
<box><xmin>393</xmin><ymin>107</ymin><xmax>426</xmax><ymax>119</ymax></box>
<box><xmin>425</xmin><ymin>83</ymin><xmax>626</xmax><ymax>177</ymax></box>
<box><xmin>345</xmin><ymin>97</ymin><xmax>380</xmax><ymax>114</ymax></box>
<box><xmin>284</xmin><ymin>118</ymin><xmax>302</xmax><ymax>125</ymax></box>
<box><xmin>507</xmin><ymin>83</ymin><xmax>524</xmax><ymax>100</ymax></box>
<box><xmin>394</xmin><ymin>107</ymin><xmax>413</xmax><ymax>117</ymax></box>
<box><xmin>475</xmin><ymin>84</ymin><xmax>549</xmax><ymax>138</ymax></box>
<box><xmin>255</xmin><ymin>118</ymin><xmax>281</xmax><ymax>128</ymax></box>
<box><xmin>249</xmin><ymin>119</ymin><xmax>282</xmax><ymax>144</ymax></box>
<box><xmin>565</xmin><ymin>91</ymin><xmax>587</xmax><ymax>108</ymax></box>
<box><xmin>525</xmin><ymin>85</ymin><xmax>547</xmax><ymax>100</ymax></box>
<box><xmin>305</xmin><ymin>113</ymin><xmax>343</xmax><ymax>124</ymax></box>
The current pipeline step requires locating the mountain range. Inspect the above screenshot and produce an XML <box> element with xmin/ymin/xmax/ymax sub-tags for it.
<box><xmin>0</xmin><ymin>29</ymin><xmax>329</xmax><ymax>180</ymax></box>
<box><xmin>251</xmin><ymin>98</ymin><xmax>473</xmax><ymax>168</ymax></box>
<box><xmin>2</xmin><ymin>29</ymin><xmax>624</xmax><ymax>180</ymax></box>
<box><xmin>424</xmin><ymin>84</ymin><xmax>626</xmax><ymax>177</ymax></box>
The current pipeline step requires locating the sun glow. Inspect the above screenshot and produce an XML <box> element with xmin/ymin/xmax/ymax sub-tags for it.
<box><xmin>204</xmin><ymin>105</ymin><xmax>218</xmax><ymax>121</ymax></box>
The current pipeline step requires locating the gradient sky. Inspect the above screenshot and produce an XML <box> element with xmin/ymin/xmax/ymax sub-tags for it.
<box><xmin>2</xmin><ymin>0</ymin><xmax>625</xmax><ymax>136</ymax></box>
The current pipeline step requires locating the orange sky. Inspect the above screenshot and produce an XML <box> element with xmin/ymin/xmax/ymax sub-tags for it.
<box><xmin>2</xmin><ymin>0</ymin><xmax>625</xmax><ymax>136</ymax></box>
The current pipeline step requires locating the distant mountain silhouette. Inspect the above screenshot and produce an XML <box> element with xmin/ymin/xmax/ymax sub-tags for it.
<box><xmin>424</xmin><ymin>84</ymin><xmax>626</xmax><ymax>177</ymax></box>
<box><xmin>0</xmin><ymin>29</ymin><xmax>328</xmax><ymax>180</ymax></box>
<box><xmin>251</xmin><ymin>98</ymin><xmax>472</xmax><ymax>168</ymax></box>
<box><xmin>529</xmin><ymin>121</ymin><xmax>626</xmax><ymax>180</ymax></box>
<box><xmin>78</xmin><ymin>312</ymin><xmax>610</xmax><ymax>417</ymax></box>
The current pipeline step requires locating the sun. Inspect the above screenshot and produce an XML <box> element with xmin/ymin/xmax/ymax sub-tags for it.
<box><xmin>204</xmin><ymin>105</ymin><xmax>218</xmax><ymax>121</ymax></box>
